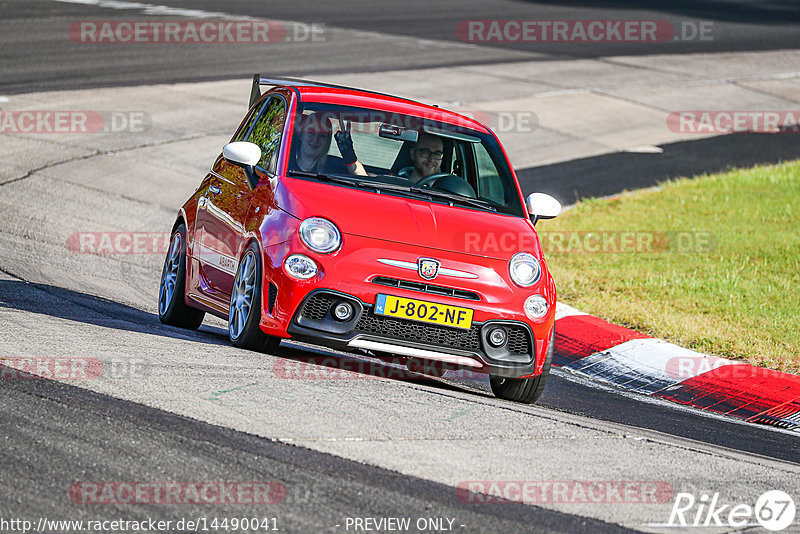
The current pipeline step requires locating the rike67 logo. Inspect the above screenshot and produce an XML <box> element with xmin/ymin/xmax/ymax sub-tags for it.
<box><xmin>665</xmin><ymin>490</ymin><xmax>796</xmax><ymax>531</ymax></box>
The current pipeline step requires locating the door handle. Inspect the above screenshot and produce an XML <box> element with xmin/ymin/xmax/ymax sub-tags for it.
<box><xmin>208</xmin><ymin>185</ymin><xmax>221</xmax><ymax>195</ymax></box>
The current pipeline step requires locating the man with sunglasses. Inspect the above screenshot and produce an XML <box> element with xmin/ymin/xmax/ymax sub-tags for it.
<box><xmin>407</xmin><ymin>132</ymin><xmax>445</xmax><ymax>184</ymax></box>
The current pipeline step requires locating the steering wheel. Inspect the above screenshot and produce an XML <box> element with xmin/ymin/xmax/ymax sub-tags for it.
<box><xmin>415</xmin><ymin>172</ymin><xmax>455</xmax><ymax>188</ymax></box>
<box><xmin>397</xmin><ymin>166</ymin><xmax>413</xmax><ymax>178</ymax></box>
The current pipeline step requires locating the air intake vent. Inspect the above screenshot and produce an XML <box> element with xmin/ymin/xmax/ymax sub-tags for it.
<box><xmin>299</xmin><ymin>293</ymin><xmax>335</xmax><ymax>320</ymax></box>
<box><xmin>356</xmin><ymin>311</ymin><xmax>481</xmax><ymax>350</ymax></box>
<box><xmin>267</xmin><ymin>282</ymin><xmax>278</xmax><ymax>314</ymax></box>
<box><xmin>372</xmin><ymin>277</ymin><xmax>480</xmax><ymax>301</ymax></box>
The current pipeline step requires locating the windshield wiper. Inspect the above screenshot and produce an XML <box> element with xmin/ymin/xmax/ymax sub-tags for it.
<box><xmin>287</xmin><ymin>169</ymin><xmax>363</xmax><ymax>187</ymax></box>
<box><xmin>288</xmin><ymin>170</ymin><xmax>436</xmax><ymax>203</ymax></box>
<box><xmin>288</xmin><ymin>171</ymin><xmax>430</xmax><ymax>200</ymax></box>
<box><xmin>414</xmin><ymin>188</ymin><xmax>497</xmax><ymax>211</ymax></box>
<box><xmin>288</xmin><ymin>171</ymin><xmax>496</xmax><ymax>211</ymax></box>
<box><xmin>363</xmin><ymin>180</ymin><xmax>497</xmax><ymax>212</ymax></box>
<box><xmin>347</xmin><ymin>180</ymin><xmax>440</xmax><ymax>201</ymax></box>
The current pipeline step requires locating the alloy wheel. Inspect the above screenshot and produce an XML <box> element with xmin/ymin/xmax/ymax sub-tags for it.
<box><xmin>229</xmin><ymin>251</ymin><xmax>255</xmax><ymax>340</ymax></box>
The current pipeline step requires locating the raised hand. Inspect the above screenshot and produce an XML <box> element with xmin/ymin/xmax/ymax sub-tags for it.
<box><xmin>334</xmin><ymin>118</ymin><xmax>358</xmax><ymax>165</ymax></box>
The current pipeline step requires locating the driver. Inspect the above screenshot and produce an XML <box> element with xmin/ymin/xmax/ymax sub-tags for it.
<box><xmin>407</xmin><ymin>133</ymin><xmax>444</xmax><ymax>184</ymax></box>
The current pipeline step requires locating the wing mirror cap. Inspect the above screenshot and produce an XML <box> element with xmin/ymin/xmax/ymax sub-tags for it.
<box><xmin>222</xmin><ymin>142</ymin><xmax>262</xmax><ymax>190</ymax></box>
<box><xmin>223</xmin><ymin>141</ymin><xmax>262</xmax><ymax>168</ymax></box>
<box><xmin>526</xmin><ymin>193</ymin><xmax>561</xmax><ymax>222</ymax></box>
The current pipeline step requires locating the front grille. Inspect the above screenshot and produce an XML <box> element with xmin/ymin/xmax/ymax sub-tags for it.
<box><xmin>299</xmin><ymin>292</ymin><xmax>532</xmax><ymax>357</ymax></box>
<box><xmin>300</xmin><ymin>293</ymin><xmax>336</xmax><ymax>320</ymax></box>
<box><xmin>372</xmin><ymin>277</ymin><xmax>480</xmax><ymax>301</ymax></box>
<box><xmin>507</xmin><ymin>327</ymin><xmax>531</xmax><ymax>355</ymax></box>
<box><xmin>356</xmin><ymin>310</ymin><xmax>481</xmax><ymax>351</ymax></box>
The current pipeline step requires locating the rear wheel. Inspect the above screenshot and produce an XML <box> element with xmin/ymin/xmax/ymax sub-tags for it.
<box><xmin>158</xmin><ymin>224</ymin><xmax>205</xmax><ymax>329</ymax></box>
<box><xmin>228</xmin><ymin>243</ymin><xmax>280</xmax><ymax>353</ymax></box>
<box><xmin>490</xmin><ymin>328</ymin><xmax>554</xmax><ymax>404</ymax></box>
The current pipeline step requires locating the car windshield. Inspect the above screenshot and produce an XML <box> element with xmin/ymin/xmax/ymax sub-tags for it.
<box><xmin>287</xmin><ymin>102</ymin><xmax>525</xmax><ymax>217</ymax></box>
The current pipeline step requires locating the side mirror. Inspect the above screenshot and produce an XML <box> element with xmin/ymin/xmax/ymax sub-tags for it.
<box><xmin>526</xmin><ymin>193</ymin><xmax>561</xmax><ymax>225</ymax></box>
<box><xmin>223</xmin><ymin>142</ymin><xmax>262</xmax><ymax>189</ymax></box>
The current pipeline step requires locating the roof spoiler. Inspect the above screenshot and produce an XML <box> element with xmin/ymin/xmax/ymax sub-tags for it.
<box><xmin>249</xmin><ymin>74</ymin><xmax>262</xmax><ymax>109</ymax></box>
<box><xmin>248</xmin><ymin>73</ymin><xmax>428</xmax><ymax>109</ymax></box>
<box><xmin>249</xmin><ymin>73</ymin><xmax>337</xmax><ymax>108</ymax></box>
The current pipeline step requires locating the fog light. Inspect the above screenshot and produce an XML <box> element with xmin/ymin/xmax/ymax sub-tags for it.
<box><xmin>524</xmin><ymin>295</ymin><xmax>548</xmax><ymax>320</ymax></box>
<box><xmin>488</xmin><ymin>327</ymin><xmax>507</xmax><ymax>347</ymax></box>
<box><xmin>333</xmin><ymin>301</ymin><xmax>354</xmax><ymax>321</ymax></box>
<box><xmin>284</xmin><ymin>254</ymin><xmax>318</xmax><ymax>280</ymax></box>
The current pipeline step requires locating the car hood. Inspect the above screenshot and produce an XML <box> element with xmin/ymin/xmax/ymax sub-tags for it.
<box><xmin>275</xmin><ymin>177</ymin><xmax>539</xmax><ymax>260</ymax></box>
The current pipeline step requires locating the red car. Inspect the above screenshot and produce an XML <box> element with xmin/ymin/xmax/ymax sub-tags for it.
<box><xmin>158</xmin><ymin>75</ymin><xmax>561</xmax><ymax>403</ymax></box>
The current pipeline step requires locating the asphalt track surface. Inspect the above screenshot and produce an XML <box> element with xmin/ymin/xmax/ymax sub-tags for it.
<box><xmin>2</xmin><ymin>1</ymin><xmax>800</xmax><ymax>532</ymax></box>
<box><xmin>1</xmin><ymin>0</ymin><xmax>799</xmax><ymax>93</ymax></box>
<box><xmin>3</xmin><ymin>277</ymin><xmax>799</xmax><ymax>464</ymax></box>
<box><xmin>1</xmin><ymin>375</ymin><xmax>628</xmax><ymax>534</ymax></box>
<box><xmin>2</xmin><ymin>277</ymin><xmax>799</xmax><ymax>531</ymax></box>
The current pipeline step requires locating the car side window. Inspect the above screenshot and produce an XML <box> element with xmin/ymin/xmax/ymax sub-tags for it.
<box><xmin>473</xmin><ymin>142</ymin><xmax>506</xmax><ymax>205</ymax></box>
<box><xmin>246</xmin><ymin>96</ymin><xmax>286</xmax><ymax>175</ymax></box>
<box><xmin>233</xmin><ymin>102</ymin><xmax>262</xmax><ymax>143</ymax></box>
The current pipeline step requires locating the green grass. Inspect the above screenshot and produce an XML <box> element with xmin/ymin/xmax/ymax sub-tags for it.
<box><xmin>543</xmin><ymin>160</ymin><xmax>800</xmax><ymax>374</ymax></box>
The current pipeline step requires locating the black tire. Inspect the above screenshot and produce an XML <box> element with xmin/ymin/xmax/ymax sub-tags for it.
<box><xmin>158</xmin><ymin>224</ymin><xmax>205</xmax><ymax>329</ymax></box>
<box><xmin>228</xmin><ymin>242</ymin><xmax>280</xmax><ymax>353</ymax></box>
<box><xmin>490</xmin><ymin>328</ymin><xmax>554</xmax><ymax>404</ymax></box>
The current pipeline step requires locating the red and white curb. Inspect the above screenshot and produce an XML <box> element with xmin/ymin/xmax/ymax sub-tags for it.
<box><xmin>554</xmin><ymin>303</ymin><xmax>800</xmax><ymax>432</ymax></box>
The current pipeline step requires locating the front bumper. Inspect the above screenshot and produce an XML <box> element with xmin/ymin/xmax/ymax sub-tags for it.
<box><xmin>286</xmin><ymin>289</ymin><xmax>540</xmax><ymax>378</ymax></box>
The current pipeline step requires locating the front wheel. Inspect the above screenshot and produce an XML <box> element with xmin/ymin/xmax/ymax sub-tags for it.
<box><xmin>228</xmin><ymin>243</ymin><xmax>280</xmax><ymax>353</ymax></box>
<box><xmin>158</xmin><ymin>224</ymin><xmax>205</xmax><ymax>329</ymax></box>
<box><xmin>490</xmin><ymin>328</ymin><xmax>554</xmax><ymax>404</ymax></box>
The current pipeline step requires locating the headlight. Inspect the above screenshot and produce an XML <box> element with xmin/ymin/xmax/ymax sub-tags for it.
<box><xmin>509</xmin><ymin>252</ymin><xmax>541</xmax><ymax>287</ymax></box>
<box><xmin>284</xmin><ymin>254</ymin><xmax>318</xmax><ymax>280</ymax></box>
<box><xmin>524</xmin><ymin>295</ymin><xmax>548</xmax><ymax>319</ymax></box>
<box><xmin>299</xmin><ymin>217</ymin><xmax>341</xmax><ymax>254</ymax></box>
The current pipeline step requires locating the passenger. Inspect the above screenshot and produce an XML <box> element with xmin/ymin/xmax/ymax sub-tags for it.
<box><xmin>294</xmin><ymin>112</ymin><xmax>334</xmax><ymax>173</ymax></box>
<box><xmin>294</xmin><ymin>113</ymin><xmax>367</xmax><ymax>176</ymax></box>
